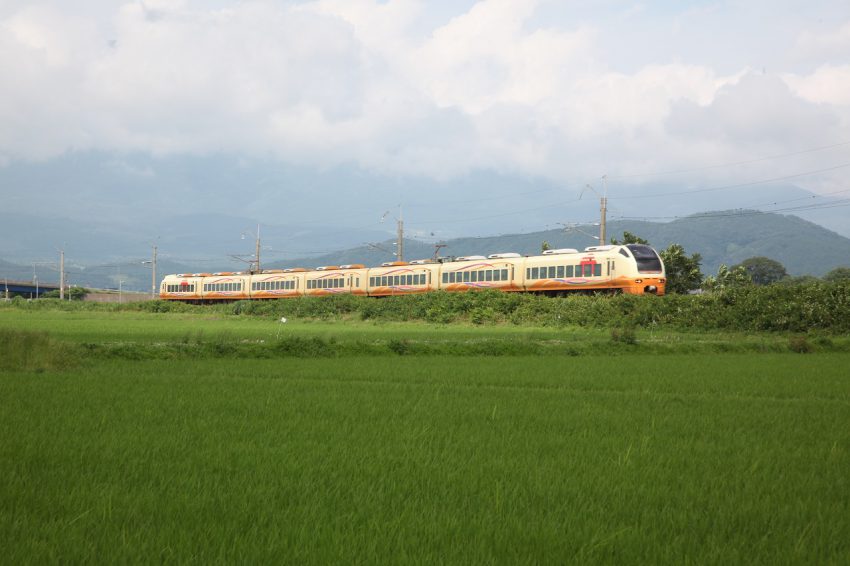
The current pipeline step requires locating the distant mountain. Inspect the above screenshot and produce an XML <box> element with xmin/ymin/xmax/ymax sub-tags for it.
<box><xmin>0</xmin><ymin>211</ymin><xmax>390</xmax><ymax>266</ymax></box>
<box><xmin>270</xmin><ymin>211</ymin><xmax>850</xmax><ymax>277</ymax></box>
<box><xmin>3</xmin><ymin>210</ymin><xmax>849</xmax><ymax>290</ymax></box>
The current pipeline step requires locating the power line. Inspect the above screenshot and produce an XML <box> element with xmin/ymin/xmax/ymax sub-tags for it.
<box><xmin>609</xmin><ymin>162</ymin><xmax>850</xmax><ymax>200</ymax></box>
<box><xmin>608</xmin><ymin>140</ymin><xmax>850</xmax><ymax>180</ymax></box>
<box><xmin>612</xmin><ymin>198</ymin><xmax>850</xmax><ymax>222</ymax></box>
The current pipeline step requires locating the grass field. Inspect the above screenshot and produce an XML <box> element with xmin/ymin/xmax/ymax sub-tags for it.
<box><xmin>1</xmin><ymin>306</ymin><xmax>849</xmax><ymax>564</ymax></box>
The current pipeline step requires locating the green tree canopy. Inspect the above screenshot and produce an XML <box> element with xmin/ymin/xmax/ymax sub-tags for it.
<box><xmin>541</xmin><ymin>240</ymin><xmax>551</xmax><ymax>252</ymax></box>
<box><xmin>734</xmin><ymin>257</ymin><xmax>787</xmax><ymax>285</ymax></box>
<box><xmin>660</xmin><ymin>244</ymin><xmax>703</xmax><ymax>294</ymax></box>
<box><xmin>703</xmin><ymin>264</ymin><xmax>752</xmax><ymax>291</ymax></box>
<box><xmin>609</xmin><ymin>231</ymin><xmax>649</xmax><ymax>245</ymax></box>
<box><xmin>823</xmin><ymin>267</ymin><xmax>850</xmax><ymax>282</ymax></box>
<box><xmin>41</xmin><ymin>287</ymin><xmax>89</xmax><ymax>301</ymax></box>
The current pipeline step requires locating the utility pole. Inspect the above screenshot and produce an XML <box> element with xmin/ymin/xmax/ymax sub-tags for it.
<box><xmin>599</xmin><ymin>175</ymin><xmax>608</xmax><ymax>245</ymax></box>
<box><xmin>433</xmin><ymin>243</ymin><xmax>447</xmax><ymax>262</ymax></box>
<box><xmin>151</xmin><ymin>245</ymin><xmax>158</xmax><ymax>300</ymax></box>
<box><xmin>396</xmin><ymin>208</ymin><xmax>404</xmax><ymax>262</ymax></box>
<box><xmin>254</xmin><ymin>224</ymin><xmax>261</xmax><ymax>273</ymax></box>
<box><xmin>59</xmin><ymin>249</ymin><xmax>65</xmax><ymax>300</ymax></box>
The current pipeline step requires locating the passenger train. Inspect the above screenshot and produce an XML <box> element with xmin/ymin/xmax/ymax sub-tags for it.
<box><xmin>160</xmin><ymin>244</ymin><xmax>666</xmax><ymax>302</ymax></box>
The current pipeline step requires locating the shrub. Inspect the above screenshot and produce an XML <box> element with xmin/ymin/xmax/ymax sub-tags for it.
<box><xmin>788</xmin><ymin>335</ymin><xmax>813</xmax><ymax>354</ymax></box>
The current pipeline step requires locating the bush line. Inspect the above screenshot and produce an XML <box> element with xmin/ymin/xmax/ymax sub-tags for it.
<box><xmin>4</xmin><ymin>281</ymin><xmax>850</xmax><ymax>333</ymax></box>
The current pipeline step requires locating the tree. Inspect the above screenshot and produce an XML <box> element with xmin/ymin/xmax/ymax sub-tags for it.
<box><xmin>609</xmin><ymin>231</ymin><xmax>649</xmax><ymax>245</ymax></box>
<box><xmin>41</xmin><ymin>287</ymin><xmax>89</xmax><ymax>300</ymax></box>
<box><xmin>541</xmin><ymin>240</ymin><xmax>551</xmax><ymax>253</ymax></box>
<box><xmin>824</xmin><ymin>267</ymin><xmax>850</xmax><ymax>282</ymax></box>
<box><xmin>734</xmin><ymin>256</ymin><xmax>787</xmax><ymax>285</ymax></box>
<box><xmin>703</xmin><ymin>264</ymin><xmax>751</xmax><ymax>291</ymax></box>
<box><xmin>660</xmin><ymin>244</ymin><xmax>703</xmax><ymax>294</ymax></box>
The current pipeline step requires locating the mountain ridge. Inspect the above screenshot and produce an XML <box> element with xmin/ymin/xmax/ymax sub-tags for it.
<box><xmin>2</xmin><ymin>210</ymin><xmax>849</xmax><ymax>291</ymax></box>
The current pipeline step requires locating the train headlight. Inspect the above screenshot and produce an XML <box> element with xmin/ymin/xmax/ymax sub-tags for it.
<box><xmin>635</xmin><ymin>279</ymin><xmax>643</xmax><ymax>283</ymax></box>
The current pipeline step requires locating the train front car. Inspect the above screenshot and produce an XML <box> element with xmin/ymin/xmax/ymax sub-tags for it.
<box><xmin>621</xmin><ymin>244</ymin><xmax>666</xmax><ymax>295</ymax></box>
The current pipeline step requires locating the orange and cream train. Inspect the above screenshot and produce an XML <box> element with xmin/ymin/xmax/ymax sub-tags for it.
<box><xmin>160</xmin><ymin>244</ymin><xmax>666</xmax><ymax>302</ymax></box>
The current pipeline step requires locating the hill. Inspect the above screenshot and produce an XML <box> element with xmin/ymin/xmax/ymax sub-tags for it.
<box><xmin>270</xmin><ymin>211</ymin><xmax>850</xmax><ymax>277</ymax></box>
<box><xmin>3</xmin><ymin>210</ymin><xmax>849</xmax><ymax>290</ymax></box>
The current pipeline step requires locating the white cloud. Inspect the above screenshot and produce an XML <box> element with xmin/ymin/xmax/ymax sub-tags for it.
<box><xmin>783</xmin><ymin>65</ymin><xmax>850</xmax><ymax>106</ymax></box>
<box><xmin>0</xmin><ymin>0</ymin><xmax>848</xmax><ymax>194</ymax></box>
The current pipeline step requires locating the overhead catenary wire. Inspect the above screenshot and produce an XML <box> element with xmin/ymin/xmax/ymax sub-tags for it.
<box><xmin>607</xmin><ymin>140</ymin><xmax>850</xmax><ymax>179</ymax></box>
<box><xmin>607</xmin><ymin>162</ymin><xmax>850</xmax><ymax>200</ymax></box>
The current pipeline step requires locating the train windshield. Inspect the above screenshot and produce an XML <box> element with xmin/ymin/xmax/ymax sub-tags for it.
<box><xmin>626</xmin><ymin>245</ymin><xmax>663</xmax><ymax>273</ymax></box>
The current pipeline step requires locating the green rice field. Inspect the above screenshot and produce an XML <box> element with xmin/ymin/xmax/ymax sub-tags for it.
<box><xmin>1</xmin><ymin>306</ymin><xmax>848</xmax><ymax>564</ymax></box>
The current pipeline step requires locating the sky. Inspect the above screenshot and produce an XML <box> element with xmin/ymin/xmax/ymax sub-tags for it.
<box><xmin>1</xmin><ymin>0</ymin><xmax>849</xmax><ymax>254</ymax></box>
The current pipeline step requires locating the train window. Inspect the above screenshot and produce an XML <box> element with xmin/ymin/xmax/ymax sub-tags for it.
<box><xmin>493</xmin><ymin>270</ymin><xmax>501</xmax><ymax>282</ymax></box>
<box><xmin>619</xmin><ymin>248</ymin><xmax>630</xmax><ymax>258</ymax></box>
<box><xmin>584</xmin><ymin>265</ymin><xmax>593</xmax><ymax>277</ymax></box>
<box><xmin>594</xmin><ymin>264</ymin><xmax>601</xmax><ymax>277</ymax></box>
<box><xmin>464</xmin><ymin>271</ymin><xmax>471</xmax><ymax>283</ymax></box>
<box><xmin>485</xmin><ymin>270</ymin><xmax>492</xmax><ymax>282</ymax></box>
<box><xmin>565</xmin><ymin>266</ymin><xmax>573</xmax><ymax>277</ymax></box>
<box><xmin>557</xmin><ymin>266</ymin><xmax>564</xmax><ymax>278</ymax></box>
<box><xmin>501</xmin><ymin>269</ymin><xmax>508</xmax><ymax>280</ymax></box>
<box><xmin>531</xmin><ymin>267</ymin><xmax>539</xmax><ymax>279</ymax></box>
<box><xmin>526</xmin><ymin>268</ymin><xmax>531</xmax><ymax>279</ymax></box>
<box><xmin>470</xmin><ymin>271</ymin><xmax>477</xmax><ymax>283</ymax></box>
<box><xmin>627</xmin><ymin>244</ymin><xmax>663</xmax><ymax>272</ymax></box>
<box><xmin>546</xmin><ymin>266</ymin><xmax>554</xmax><ymax>278</ymax></box>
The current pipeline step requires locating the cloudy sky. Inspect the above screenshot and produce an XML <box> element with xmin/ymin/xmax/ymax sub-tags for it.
<box><xmin>2</xmin><ymin>0</ymin><xmax>849</xmax><ymax>250</ymax></box>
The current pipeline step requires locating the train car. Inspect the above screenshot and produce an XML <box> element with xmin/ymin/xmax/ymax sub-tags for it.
<box><xmin>367</xmin><ymin>261</ymin><xmax>440</xmax><ymax>297</ymax></box>
<box><xmin>200</xmin><ymin>272</ymin><xmax>251</xmax><ymax>301</ymax></box>
<box><xmin>249</xmin><ymin>269</ymin><xmax>305</xmax><ymax>299</ymax></box>
<box><xmin>438</xmin><ymin>254</ymin><xmax>523</xmax><ymax>292</ymax></box>
<box><xmin>160</xmin><ymin>244</ymin><xmax>665</xmax><ymax>302</ymax></box>
<box><xmin>304</xmin><ymin>265</ymin><xmax>369</xmax><ymax>297</ymax></box>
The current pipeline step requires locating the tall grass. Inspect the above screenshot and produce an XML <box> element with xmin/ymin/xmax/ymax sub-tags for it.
<box><xmin>1</xmin><ymin>355</ymin><xmax>848</xmax><ymax>563</ymax></box>
<box><xmin>0</xmin><ymin>329</ymin><xmax>79</xmax><ymax>371</ymax></box>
